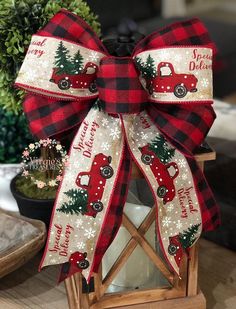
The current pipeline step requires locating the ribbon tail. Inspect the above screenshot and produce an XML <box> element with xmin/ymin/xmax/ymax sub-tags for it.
<box><xmin>146</xmin><ymin>105</ymin><xmax>220</xmax><ymax>231</ymax></box>
<box><xmin>40</xmin><ymin>106</ymin><xmax>127</xmax><ymax>283</ymax></box>
<box><xmin>92</xmin><ymin>142</ymin><xmax>132</xmax><ymax>273</ymax></box>
<box><xmin>57</xmin><ymin>145</ymin><xmax>131</xmax><ymax>283</ymax></box>
<box><xmin>58</xmin><ymin>146</ymin><xmax>131</xmax><ymax>283</ymax></box>
<box><xmin>121</xmin><ymin>112</ymin><xmax>203</xmax><ymax>276</ymax></box>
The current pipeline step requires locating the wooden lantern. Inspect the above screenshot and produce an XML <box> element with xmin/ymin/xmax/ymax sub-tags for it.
<box><xmin>64</xmin><ymin>148</ymin><xmax>215</xmax><ymax>309</ymax></box>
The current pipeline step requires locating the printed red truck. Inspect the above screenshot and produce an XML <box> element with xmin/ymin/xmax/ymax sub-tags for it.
<box><xmin>59</xmin><ymin>251</ymin><xmax>89</xmax><ymax>282</ymax></box>
<box><xmin>139</xmin><ymin>145</ymin><xmax>179</xmax><ymax>204</ymax></box>
<box><xmin>76</xmin><ymin>153</ymin><xmax>114</xmax><ymax>217</ymax></box>
<box><xmin>49</xmin><ymin>62</ymin><xmax>98</xmax><ymax>92</ymax></box>
<box><xmin>145</xmin><ymin>62</ymin><xmax>198</xmax><ymax>98</ymax></box>
<box><xmin>69</xmin><ymin>251</ymin><xmax>89</xmax><ymax>269</ymax></box>
<box><xmin>168</xmin><ymin>235</ymin><xmax>184</xmax><ymax>267</ymax></box>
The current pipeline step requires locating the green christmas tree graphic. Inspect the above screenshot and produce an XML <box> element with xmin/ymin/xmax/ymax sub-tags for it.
<box><xmin>54</xmin><ymin>41</ymin><xmax>84</xmax><ymax>75</ymax></box>
<box><xmin>57</xmin><ymin>188</ymin><xmax>88</xmax><ymax>215</ymax></box>
<box><xmin>135</xmin><ymin>54</ymin><xmax>157</xmax><ymax>79</ymax></box>
<box><xmin>179</xmin><ymin>224</ymin><xmax>201</xmax><ymax>249</ymax></box>
<box><xmin>148</xmin><ymin>135</ymin><xmax>175</xmax><ymax>163</ymax></box>
<box><xmin>54</xmin><ymin>41</ymin><xmax>74</xmax><ymax>75</ymax></box>
<box><xmin>72</xmin><ymin>50</ymin><xmax>84</xmax><ymax>74</ymax></box>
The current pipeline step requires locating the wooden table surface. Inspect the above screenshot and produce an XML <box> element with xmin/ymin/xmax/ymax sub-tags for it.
<box><xmin>0</xmin><ymin>239</ymin><xmax>235</xmax><ymax>309</ymax></box>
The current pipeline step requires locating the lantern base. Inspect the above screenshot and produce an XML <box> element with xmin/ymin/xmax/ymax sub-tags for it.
<box><xmin>112</xmin><ymin>290</ymin><xmax>206</xmax><ymax>309</ymax></box>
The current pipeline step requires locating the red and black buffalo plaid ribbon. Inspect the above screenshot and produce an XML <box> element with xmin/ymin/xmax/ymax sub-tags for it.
<box><xmin>17</xmin><ymin>9</ymin><xmax>220</xmax><ymax>279</ymax></box>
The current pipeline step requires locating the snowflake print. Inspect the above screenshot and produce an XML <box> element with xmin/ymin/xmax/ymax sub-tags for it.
<box><xmin>201</xmin><ymin>78</ymin><xmax>209</xmax><ymax>88</ymax></box>
<box><xmin>89</xmin><ymin>51</ymin><xmax>100</xmax><ymax>62</ymax></box>
<box><xmin>174</xmin><ymin>54</ymin><xmax>182</xmax><ymax>62</ymax></box>
<box><xmin>50</xmin><ymin>258</ymin><xmax>57</xmax><ymax>264</ymax></box>
<box><xmin>141</xmin><ymin>132</ymin><xmax>149</xmax><ymax>140</ymax></box>
<box><xmin>101</xmin><ymin>142</ymin><xmax>110</xmax><ymax>151</ymax></box>
<box><xmin>41</xmin><ymin>61</ymin><xmax>50</xmax><ymax>69</ymax></box>
<box><xmin>25</xmin><ymin>69</ymin><xmax>37</xmax><ymax>82</ymax></box>
<box><xmin>162</xmin><ymin>217</ymin><xmax>172</xmax><ymax>227</ymax></box>
<box><xmin>158</xmin><ymin>50</ymin><xmax>170</xmax><ymax>61</ymax></box>
<box><xmin>109</xmin><ymin>127</ymin><xmax>121</xmax><ymax>140</ymax></box>
<box><xmin>176</xmin><ymin>220</ymin><xmax>183</xmax><ymax>230</ymax></box>
<box><xmin>178</xmin><ymin>158</ymin><xmax>186</xmax><ymax>168</ymax></box>
<box><xmin>129</xmin><ymin>126</ymin><xmax>135</xmax><ymax>138</ymax></box>
<box><xmin>78</xmin><ymin>242</ymin><xmax>85</xmax><ymax>250</ymax></box>
<box><xmin>167</xmin><ymin>203</ymin><xmax>174</xmax><ymax>212</ymax></box>
<box><xmin>102</xmin><ymin>118</ymin><xmax>109</xmax><ymax>127</ymax></box>
<box><xmin>75</xmin><ymin>218</ymin><xmax>83</xmax><ymax>227</ymax></box>
<box><xmin>182</xmin><ymin>173</ymin><xmax>188</xmax><ymax>180</ymax></box>
<box><xmin>84</xmin><ymin>227</ymin><xmax>96</xmax><ymax>239</ymax></box>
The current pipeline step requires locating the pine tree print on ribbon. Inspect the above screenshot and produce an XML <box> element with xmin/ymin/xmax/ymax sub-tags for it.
<box><xmin>54</xmin><ymin>41</ymin><xmax>84</xmax><ymax>75</ymax></box>
<box><xmin>57</xmin><ymin>188</ymin><xmax>88</xmax><ymax>215</ymax></box>
<box><xmin>72</xmin><ymin>50</ymin><xmax>84</xmax><ymax>74</ymax></box>
<box><xmin>179</xmin><ymin>223</ymin><xmax>201</xmax><ymax>249</ymax></box>
<box><xmin>148</xmin><ymin>134</ymin><xmax>175</xmax><ymax>163</ymax></box>
<box><xmin>135</xmin><ymin>54</ymin><xmax>157</xmax><ymax>79</ymax></box>
<box><xmin>54</xmin><ymin>41</ymin><xmax>74</xmax><ymax>75</ymax></box>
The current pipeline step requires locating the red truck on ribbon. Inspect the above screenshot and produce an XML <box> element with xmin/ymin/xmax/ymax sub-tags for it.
<box><xmin>75</xmin><ymin>153</ymin><xmax>114</xmax><ymax>217</ymax></box>
<box><xmin>145</xmin><ymin>62</ymin><xmax>198</xmax><ymax>98</ymax></box>
<box><xmin>139</xmin><ymin>145</ymin><xmax>179</xmax><ymax>204</ymax></box>
<box><xmin>59</xmin><ymin>251</ymin><xmax>89</xmax><ymax>282</ymax></box>
<box><xmin>49</xmin><ymin>62</ymin><xmax>98</xmax><ymax>93</ymax></box>
<box><xmin>168</xmin><ymin>235</ymin><xmax>184</xmax><ymax>267</ymax></box>
<box><xmin>69</xmin><ymin>251</ymin><xmax>89</xmax><ymax>269</ymax></box>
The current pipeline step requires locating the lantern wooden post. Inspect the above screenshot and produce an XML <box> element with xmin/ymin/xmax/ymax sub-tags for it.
<box><xmin>65</xmin><ymin>148</ymin><xmax>215</xmax><ymax>309</ymax></box>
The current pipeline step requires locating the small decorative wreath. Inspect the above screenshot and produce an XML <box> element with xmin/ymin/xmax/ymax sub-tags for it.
<box><xmin>21</xmin><ymin>138</ymin><xmax>68</xmax><ymax>188</ymax></box>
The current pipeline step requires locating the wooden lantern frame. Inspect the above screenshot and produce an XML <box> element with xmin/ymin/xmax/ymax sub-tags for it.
<box><xmin>64</xmin><ymin>149</ymin><xmax>215</xmax><ymax>309</ymax></box>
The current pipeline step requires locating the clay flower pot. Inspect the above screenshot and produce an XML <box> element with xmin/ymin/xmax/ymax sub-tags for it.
<box><xmin>10</xmin><ymin>174</ymin><xmax>54</xmax><ymax>228</ymax></box>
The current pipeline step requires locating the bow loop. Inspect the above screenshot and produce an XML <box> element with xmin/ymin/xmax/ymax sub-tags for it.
<box><xmin>146</xmin><ymin>103</ymin><xmax>216</xmax><ymax>154</ymax></box>
<box><xmin>15</xmin><ymin>34</ymin><xmax>105</xmax><ymax>101</ymax></box>
<box><xmin>23</xmin><ymin>94</ymin><xmax>94</xmax><ymax>139</ymax></box>
<box><xmin>133</xmin><ymin>18</ymin><xmax>217</xmax><ymax>56</ymax></box>
<box><xmin>38</xmin><ymin>9</ymin><xmax>107</xmax><ymax>53</ymax></box>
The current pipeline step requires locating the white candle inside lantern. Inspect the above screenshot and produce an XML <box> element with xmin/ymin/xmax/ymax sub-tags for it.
<box><xmin>102</xmin><ymin>201</ymin><xmax>156</xmax><ymax>290</ymax></box>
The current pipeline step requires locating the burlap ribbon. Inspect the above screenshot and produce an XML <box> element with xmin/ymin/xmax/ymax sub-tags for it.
<box><xmin>15</xmin><ymin>9</ymin><xmax>220</xmax><ymax>283</ymax></box>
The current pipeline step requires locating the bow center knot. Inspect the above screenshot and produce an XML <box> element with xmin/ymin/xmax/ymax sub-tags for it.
<box><xmin>96</xmin><ymin>57</ymin><xmax>148</xmax><ymax>113</ymax></box>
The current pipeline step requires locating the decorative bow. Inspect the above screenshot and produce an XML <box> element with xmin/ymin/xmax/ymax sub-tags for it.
<box><xmin>15</xmin><ymin>9</ymin><xmax>220</xmax><ymax>283</ymax></box>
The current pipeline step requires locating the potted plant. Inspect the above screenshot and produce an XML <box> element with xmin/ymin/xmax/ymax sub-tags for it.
<box><xmin>0</xmin><ymin>108</ymin><xmax>33</xmax><ymax>212</ymax></box>
<box><xmin>0</xmin><ymin>0</ymin><xmax>101</xmax><ymax>226</ymax></box>
<box><xmin>10</xmin><ymin>138</ymin><xmax>68</xmax><ymax>227</ymax></box>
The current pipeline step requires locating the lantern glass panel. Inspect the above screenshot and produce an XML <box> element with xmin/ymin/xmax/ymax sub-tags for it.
<box><xmin>102</xmin><ymin>178</ymin><xmax>171</xmax><ymax>293</ymax></box>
